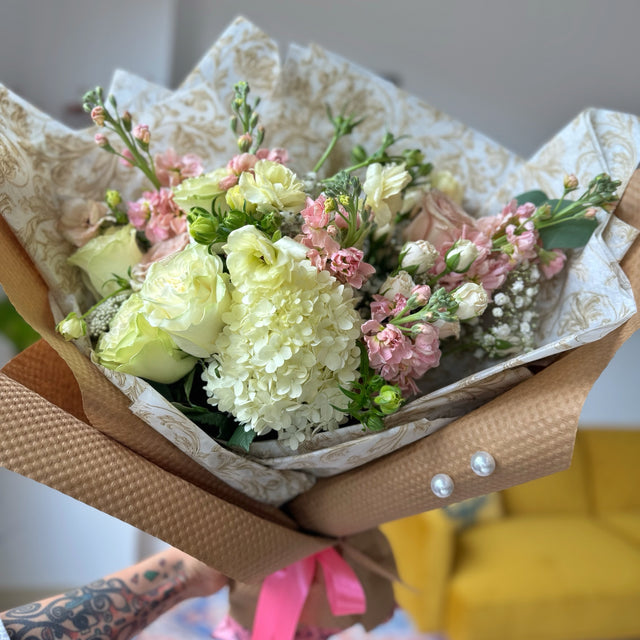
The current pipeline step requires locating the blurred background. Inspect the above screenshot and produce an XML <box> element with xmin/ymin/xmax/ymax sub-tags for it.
<box><xmin>1</xmin><ymin>0</ymin><xmax>640</xmax><ymax>635</ymax></box>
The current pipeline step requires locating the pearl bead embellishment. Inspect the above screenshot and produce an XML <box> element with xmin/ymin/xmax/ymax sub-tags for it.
<box><xmin>431</xmin><ymin>473</ymin><xmax>454</xmax><ymax>498</ymax></box>
<box><xmin>470</xmin><ymin>451</ymin><xmax>496</xmax><ymax>477</ymax></box>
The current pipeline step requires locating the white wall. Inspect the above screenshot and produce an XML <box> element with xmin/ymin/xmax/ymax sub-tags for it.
<box><xmin>170</xmin><ymin>0</ymin><xmax>640</xmax><ymax>158</ymax></box>
<box><xmin>1</xmin><ymin>0</ymin><xmax>639</xmax><ymax>599</ymax></box>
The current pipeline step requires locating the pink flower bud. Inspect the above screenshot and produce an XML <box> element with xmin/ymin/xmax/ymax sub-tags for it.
<box><xmin>584</xmin><ymin>207</ymin><xmax>598</xmax><ymax>219</ymax></box>
<box><xmin>94</xmin><ymin>133</ymin><xmax>109</xmax><ymax>147</ymax></box>
<box><xmin>563</xmin><ymin>174</ymin><xmax>579</xmax><ymax>190</ymax></box>
<box><xmin>119</xmin><ymin>148</ymin><xmax>135</xmax><ymax>167</ymax></box>
<box><xmin>133</xmin><ymin>124</ymin><xmax>150</xmax><ymax>145</ymax></box>
<box><xmin>91</xmin><ymin>106</ymin><xmax>106</xmax><ymax>126</ymax></box>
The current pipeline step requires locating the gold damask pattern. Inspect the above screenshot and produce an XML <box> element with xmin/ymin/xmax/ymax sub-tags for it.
<box><xmin>1</xmin><ymin>18</ymin><xmax>639</xmax><ymax>504</ymax></box>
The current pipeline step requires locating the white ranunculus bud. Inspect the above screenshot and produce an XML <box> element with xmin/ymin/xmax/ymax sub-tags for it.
<box><xmin>445</xmin><ymin>239</ymin><xmax>479</xmax><ymax>273</ymax></box>
<box><xmin>452</xmin><ymin>282</ymin><xmax>489</xmax><ymax>320</ymax></box>
<box><xmin>400</xmin><ymin>240</ymin><xmax>439</xmax><ymax>275</ymax></box>
<box><xmin>380</xmin><ymin>270</ymin><xmax>416</xmax><ymax>301</ymax></box>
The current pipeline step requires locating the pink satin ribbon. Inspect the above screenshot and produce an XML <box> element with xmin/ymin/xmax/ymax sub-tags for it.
<box><xmin>250</xmin><ymin>548</ymin><xmax>366</xmax><ymax>640</ymax></box>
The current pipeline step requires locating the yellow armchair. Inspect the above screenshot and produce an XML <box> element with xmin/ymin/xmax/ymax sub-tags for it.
<box><xmin>381</xmin><ymin>429</ymin><xmax>640</xmax><ymax>640</ymax></box>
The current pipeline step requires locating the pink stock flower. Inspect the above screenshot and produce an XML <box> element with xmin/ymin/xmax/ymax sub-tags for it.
<box><xmin>539</xmin><ymin>249</ymin><xmax>567</xmax><ymax>278</ymax></box>
<box><xmin>132</xmin><ymin>123</ymin><xmax>150</xmax><ymax>145</ymax></box>
<box><xmin>90</xmin><ymin>106</ymin><xmax>105</xmax><ymax>127</ymax></box>
<box><xmin>94</xmin><ymin>133</ymin><xmax>108</xmax><ymax>147</ymax></box>
<box><xmin>127</xmin><ymin>197</ymin><xmax>151</xmax><ymax>229</ymax></box>
<box><xmin>411</xmin><ymin>284</ymin><xmax>431</xmax><ymax>306</ymax></box>
<box><xmin>506</xmin><ymin>221</ymin><xmax>538</xmax><ymax>261</ymax></box>
<box><xmin>300</xmin><ymin>195</ymin><xmax>330</xmax><ymax>228</ymax></box>
<box><xmin>127</xmin><ymin>188</ymin><xmax>186</xmax><ymax>244</ymax></box>
<box><xmin>363</xmin><ymin>319</ymin><xmax>441</xmax><ymax>395</ymax></box>
<box><xmin>227</xmin><ymin>152</ymin><xmax>259</xmax><ymax>175</ymax></box>
<box><xmin>119</xmin><ymin>148</ymin><xmax>135</xmax><ymax>168</ymax></box>
<box><xmin>154</xmin><ymin>149</ymin><xmax>204</xmax><ymax>187</ymax></box>
<box><xmin>218</xmin><ymin>173</ymin><xmax>239</xmax><ymax>190</ymax></box>
<box><xmin>256</xmin><ymin>147</ymin><xmax>289</xmax><ymax>164</ymax></box>
<box><xmin>328</xmin><ymin>247</ymin><xmax>376</xmax><ymax>289</ymax></box>
<box><xmin>363</xmin><ymin>322</ymin><xmax>414</xmax><ymax>369</ymax></box>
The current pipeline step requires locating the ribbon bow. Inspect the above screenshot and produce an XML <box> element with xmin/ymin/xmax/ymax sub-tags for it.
<box><xmin>251</xmin><ymin>547</ymin><xmax>367</xmax><ymax>640</ymax></box>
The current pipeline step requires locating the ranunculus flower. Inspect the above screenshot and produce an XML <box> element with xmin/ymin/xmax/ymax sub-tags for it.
<box><xmin>59</xmin><ymin>198</ymin><xmax>109</xmax><ymax>247</ymax></box>
<box><xmin>67</xmin><ymin>225</ymin><xmax>143</xmax><ymax>299</ymax></box>
<box><xmin>452</xmin><ymin>282</ymin><xmax>489</xmax><ymax>320</ymax></box>
<box><xmin>363</xmin><ymin>162</ymin><xmax>411</xmax><ymax>228</ymax></box>
<box><xmin>95</xmin><ymin>294</ymin><xmax>196</xmax><ymax>384</ymax></box>
<box><xmin>173</xmin><ymin>167</ymin><xmax>229</xmax><ymax>212</ymax></box>
<box><xmin>154</xmin><ymin>148</ymin><xmax>203</xmax><ymax>187</ymax></box>
<box><xmin>236</xmin><ymin>160</ymin><xmax>307</xmax><ymax>213</ymax></box>
<box><xmin>139</xmin><ymin>243</ymin><xmax>230</xmax><ymax>358</ymax></box>
<box><xmin>404</xmin><ymin>189</ymin><xmax>477</xmax><ymax>247</ymax></box>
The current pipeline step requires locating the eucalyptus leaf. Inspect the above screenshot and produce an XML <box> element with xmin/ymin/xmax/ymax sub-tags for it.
<box><xmin>228</xmin><ymin>426</ymin><xmax>257</xmax><ymax>452</ymax></box>
<box><xmin>539</xmin><ymin>218</ymin><xmax>598</xmax><ymax>250</ymax></box>
<box><xmin>515</xmin><ymin>190</ymin><xmax>548</xmax><ymax>207</ymax></box>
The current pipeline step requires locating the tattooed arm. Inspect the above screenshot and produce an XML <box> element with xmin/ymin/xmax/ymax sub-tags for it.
<box><xmin>0</xmin><ymin>547</ymin><xmax>227</xmax><ymax>640</ymax></box>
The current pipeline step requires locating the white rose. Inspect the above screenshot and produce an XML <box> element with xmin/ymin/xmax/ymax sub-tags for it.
<box><xmin>95</xmin><ymin>294</ymin><xmax>196</xmax><ymax>384</ymax></box>
<box><xmin>400</xmin><ymin>240</ymin><xmax>439</xmax><ymax>275</ymax></box>
<box><xmin>363</xmin><ymin>162</ymin><xmax>411</xmax><ymax>228</ymax></box>
<box><xmin>453</xmin><ymin>282</ymin><xmax>489</xmax><ymax>320</ymax></box>
<box><xmin>67</xmin><ymin>225</ymin><xmax>143</xmax><ymax>299</ymax></box>
<box><xmin>380</xmin><ymin>270</ymin><xmax>416</xmax><ymax>301</ymax></box>
<box><xmin>140</xmin><ymin>243</ymin><xmax>231</xmax><ymax>358</ymax></box>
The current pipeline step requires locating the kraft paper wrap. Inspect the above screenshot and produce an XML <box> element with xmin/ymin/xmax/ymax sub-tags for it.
<box><xmin>2</xmin><ymin>170</ymin><xmax>639</xmax><ymax>567</ymax></box>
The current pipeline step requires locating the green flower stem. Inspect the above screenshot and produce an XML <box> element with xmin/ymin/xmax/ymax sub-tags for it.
<box><xmin>313</xmin><ymin>133</ymin><xmax>341</xmax><ymax>173</ymax></box>
<box><xmin>101</xmin><ymin>105</ymin><xmax>161</xmax><ymax>190</ymax></box>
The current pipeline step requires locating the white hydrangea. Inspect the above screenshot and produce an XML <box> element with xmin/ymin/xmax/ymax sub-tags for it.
<box><xmin>203</xmin><ymin>226</ymin><xmax>362</xmax><ymax>450</ymax></box>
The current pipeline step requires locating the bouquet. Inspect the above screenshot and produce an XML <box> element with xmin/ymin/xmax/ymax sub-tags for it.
<box><xmin>2</xmin><ymin>18</ymin><xmax>640</xmax><ymax>639</ymax></box>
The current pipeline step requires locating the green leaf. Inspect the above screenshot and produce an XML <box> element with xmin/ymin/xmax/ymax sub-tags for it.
<box><xmin>539</xmin><ymin>217</ymin><xmax>598</xmax><ymax>250</ymax></box>
<box><xmin>228</xmin><ymin>426</ymin><xmax>257</xmax><ymax>452</ymax></box>
<box><xmin>515</xmin><ymin>190</ymin><xmax>548</xmax><ymax>207</ymax></box>
<box><xmin>0</xmin><ymin>300</ymin><xmax>39</xmax><ymax>352</ymax></box>
<box><xmin>183</xmin><ymin>368</ymin><xmax>195</xmax><ymax>400</ymax></box>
